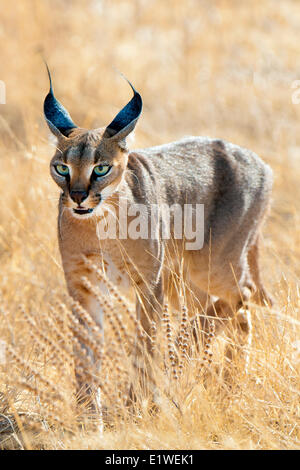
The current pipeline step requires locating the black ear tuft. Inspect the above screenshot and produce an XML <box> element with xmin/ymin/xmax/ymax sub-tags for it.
<box><xmin>43</xmin><ymin>64</ymin><xmax>77</xmax><ymax>137</ymax></box>
<box><xmin>104</xmin><ymin>78</ymin><xmax>142</xmax><ymax>140</ymax></box>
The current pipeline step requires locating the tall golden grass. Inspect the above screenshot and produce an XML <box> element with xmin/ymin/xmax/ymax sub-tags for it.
<box><xmin>0</xmin><ymin>0</ymin><xmax>299</xmax><ymax>449</ymax></box>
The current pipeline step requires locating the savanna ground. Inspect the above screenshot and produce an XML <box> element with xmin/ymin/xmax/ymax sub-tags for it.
<box><xmin>0</xmin><ymin>0</ymin><xmax>299</xmax><ymax>450</ymax></box>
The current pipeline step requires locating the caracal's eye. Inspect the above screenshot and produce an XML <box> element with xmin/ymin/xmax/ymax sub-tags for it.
<box><xmin>93</xmin><ymin>164</ymin><xmax>111</xmax><ymax>177</ymax></box>
<box><xmin>55</xmin><ymin>164</ymin><xmax>70</xmax><ymax>176</ymax></box>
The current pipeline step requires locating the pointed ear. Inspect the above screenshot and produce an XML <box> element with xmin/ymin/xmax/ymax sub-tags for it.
<box><xmin>43</xmin><ymin>63</ymin><xmax>77</xmax><ymax>138</ymax></box>
<box><xmin>103</xmin><ymin>77</ymin><xmax>142</xmax><ymax>141</ymax></box>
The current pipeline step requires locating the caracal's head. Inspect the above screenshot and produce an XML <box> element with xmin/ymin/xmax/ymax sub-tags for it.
<box><xmin>44</xmin><ymin>66</ymin><xmax>142</xmax><ymax>220</ymax></box>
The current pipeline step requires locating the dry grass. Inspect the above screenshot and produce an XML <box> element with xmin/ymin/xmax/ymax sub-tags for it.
<box><xmin>0</xmin><ymin>0</ymin><xmax>299</xmax><ymax>450</ymax></box>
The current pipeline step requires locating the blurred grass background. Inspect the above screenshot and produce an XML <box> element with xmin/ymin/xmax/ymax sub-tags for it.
<box><xmin>0</xmin><ymin>0</ymin><xmax>299</xmax><ymax>449</ymax></box>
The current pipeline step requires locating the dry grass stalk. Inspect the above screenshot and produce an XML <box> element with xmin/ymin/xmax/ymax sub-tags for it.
<box><xmin>177</xmin><ymin>304</ymin><xmax>190</xmax><ymax>377</ymax></box>
<box><xmin>197</xmin><ymin>319</ymin><xmax>216</xmax><ymax>378</ymax></box>
<box><xmin>150</xmin><ymin>321</ymin><xmax>157</xmax><ymax>355</ymax></box>
<box><xmin>162</xmin><ymin>303</ymin><xmax>179</xmax><ymax>380</ymax></box>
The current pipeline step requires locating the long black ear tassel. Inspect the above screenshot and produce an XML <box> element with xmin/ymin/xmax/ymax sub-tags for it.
<box><xmin>104</xmin><ymin>74</ymin><xmax>142</xmax><ymax>138</ymax></box>
<box><xmin>43</xmin><ymin>63</ymin><xmax>77</xmax><ymax>136</ymax></box>
<box><xmin>44</xmin><ymin>61</ymin><xmax>53</xmax><ymax>94</ymax></box>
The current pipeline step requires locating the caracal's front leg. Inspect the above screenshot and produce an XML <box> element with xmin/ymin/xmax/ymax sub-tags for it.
<box><xmin>131</xmin><ymin>274</ymin><xmax>164</xmax><ymax>402</ymax></box>
<box><xmin>128</xmin><ymin>238</ymin><xmax>165</xmax><ymax>403</ymax></box>
<box><xmin>63</xmin><ymin>252</ymin><xmax>105</xmax><ymax>424</ymax></box>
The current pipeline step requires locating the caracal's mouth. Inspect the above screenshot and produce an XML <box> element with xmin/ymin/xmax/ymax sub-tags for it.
<box><xmin>73</xmin><ymin>207</ymin><xmax>94</xmax><ymax>215</ymax></box>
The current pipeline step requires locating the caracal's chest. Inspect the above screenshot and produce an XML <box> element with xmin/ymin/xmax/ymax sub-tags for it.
<box><xmin>60</xmin><ymin>213</ymin><xmax>134</xmax><ymax>301</ymax></box>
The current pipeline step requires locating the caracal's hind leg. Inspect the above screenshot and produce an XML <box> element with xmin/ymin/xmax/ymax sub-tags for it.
<box><xmin>188</xmin><ymin>247</ymin><xmax>255</xmax><ymax>378</ymax></box>
<box><xmin>204</xmin><ymin>252</ymin><xmax>255</xmax><ymax>379</ymax></box>
<box><xmin>222</xmin><ymin>307</ymin><xmax>253</xmax><ymax>379</ymax></box>
<box><xmin>201</xmin><ymin>298</ymin><xmax>253</xmax><ymax>382</ymax></box>
<box><xmin>247</xmin><ymin>236</ymin><xmax>273</xmax><ymax>306</ymax></box>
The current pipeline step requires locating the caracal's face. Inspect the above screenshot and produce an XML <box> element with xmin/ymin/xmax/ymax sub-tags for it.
<box><xmin>44</xmin><ymin>66</ymin><xmax>142</xmax><ymax>219</ymax></box>
<box><xmin>50</xmin><ymin>129</ymin><xmax>128</xmax><ymax>220</ymax></box>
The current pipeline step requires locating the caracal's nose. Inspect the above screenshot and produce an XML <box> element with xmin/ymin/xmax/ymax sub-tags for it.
<box><xmin>70</xmin><ymin>190</ymin><xmax>88</xmax><ymax>205</ymax></box>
